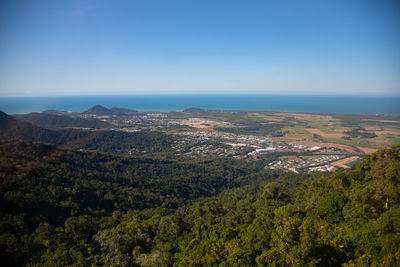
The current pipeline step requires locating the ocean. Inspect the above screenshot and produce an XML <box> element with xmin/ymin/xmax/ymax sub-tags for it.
<box><xmin>0</xmin><ymin>95</ymin><xmax>399</xmax><ymax>115</ymax></box>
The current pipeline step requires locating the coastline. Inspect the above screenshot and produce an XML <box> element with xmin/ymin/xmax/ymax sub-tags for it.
<box><xmin>0</xmin><ymin>94</ymin><xmax>399</xmax><ymax>115</ymax></box>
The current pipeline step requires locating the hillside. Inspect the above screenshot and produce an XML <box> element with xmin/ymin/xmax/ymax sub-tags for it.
<box><xmin>161</xmin><ymin>145</ymin><xmax>400</xmax><ymax>266</ymax></box>
<box><xmin>0</xmin><ymin>138</ymin><xmax>298</xmax><ymax>266</ymax></box>
<box><xmin>15</xmin><ymin>112</ymin><xmax>111</xmax><ymax>129</ymax></box>
<box><xmin>0</xmin><ymin>110</ymin><xmax>60</xmax><ymax>144</ymax></box>
<box><xmin>0</xmin><ymin>138</ymin><xmax>399</xmax><ymax>266</ymax></box>
<box><xmin>0</xmin><ymin>111</ymin><xmax>173</xmax><ymax>154</ymax></box>
<box><xmin>83</xmin><ymin>105</ymin><xmax>137</xmax><ymax>116</ymax></box>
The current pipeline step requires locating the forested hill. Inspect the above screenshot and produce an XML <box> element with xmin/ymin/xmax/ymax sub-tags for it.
<box><xmin>0</xmin><ymin>111</ymin><xmax>173</xmax><ymax>154</ymax></box>
<box><xmin>14</xmin><ymin>112</ymin><xmax>111</xmax><ymax>129</ymax></box>
<box><xmin>83</xmin><ymin>105</ymin><xmax>138</xmax><ymax>116</ymax></box>
<box><xmin>161</xmin><ymin>145</ymin><xmax>400</xmax><ymax>266</ymax></box>
<box><xmin>0</xmin><ymin>137</ymin><xmax>399</xmax><ymax>266</ymax></box>
<box><xmin>0</xmin><ymin>110</ymin><xmax>60</xmax><ymax>144</ymax></box>
<box><xmin>0</xmin><ymin>138</ymin><xmax>302</xmax><ymax>266</ymax></box>
<box><xmin>0</xmin><ymin>138</ymin><xmax>272</xmax><ymax>215</ymax></box>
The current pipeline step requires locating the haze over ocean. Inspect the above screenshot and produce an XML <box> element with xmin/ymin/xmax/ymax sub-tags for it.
<box><xmin>1</xmin><ymin>95</ymin><xmax>399</xmax><ymax>115</ymax></box>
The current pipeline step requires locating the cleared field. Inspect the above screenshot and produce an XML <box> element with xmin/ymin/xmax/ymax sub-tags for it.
<box><xmin>372</xmin><ymin>130</ymin><xmax>400</xmax><ymax>136</ymax></box>
<box><xmin>334</xmin><ymin>128</ymin><xmax>349</xmax><ymax>133</ymax></box>
<box><xmin>271</xmin><ymin>115</ymin><xmax>398</xmax><ymax>154</ymax></box>
<box><xmin>270</xmin><ymin>137</ymin><xmax>307</xmax><ymax>142</ymax></box>
<box><xmin>364</xmin><ymin>126</ymin><xmax>382</xmax><ymax>131</ymax></box>
<box><xmin>331</xmin><ymin>156</ymin><xmax>361</xmax><ymax>168</ymax></box>
<box><xmin>292</xmin><ymin>113</ymin><xmax>336</xmax><ymax>121</ymax></box>
<box><xmin>357</xmin><ymin>147</ymin><xmax>378</xmax><ymax>154</ymax></box>
<box><xmin>179</xmin><ymin>119</ymin><xmax>232</xmax><ymax>130</ymax></box>
<box><xmin>306</xmin><ymin>120</ymin><xmax>347</xmax><ymax>133</ymax></box>
<box><xmin>185</xmin><ymin>122</ymin><xmax>216</xmax><ymax>129</ymax></box>
<box><xmin>281</xmin><ymin>125</ymin><xmax>311</xmax><ymax>136</ymax></box>
<box><xmin>247</xmin><ymin>113</ymin><xmax>284</xmax><ymax>121</ymax></box>
<box><xmin>274</xmin><ymin>113</ymin><xmax>337</xmax><ymax>122</ymax></box>
<box><xmin>375</xmin><ymin>135</ymin><xmax>400</xmax><ymax>146</ymax></box>
<box><xmin>321</xmin><ymin>136</ymin><xmax>370</xmax><ymax>147</ymax></box>
<box><xmin>306</xmin><ymin>128</ymin><xmax>347</xmax><ymax>138</ymax></box>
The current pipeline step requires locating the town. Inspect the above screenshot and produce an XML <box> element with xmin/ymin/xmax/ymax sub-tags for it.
<box><xmin>57</xmin><ymin>109</ymin><xmax>368</xmax><ymax>173</ymax></box>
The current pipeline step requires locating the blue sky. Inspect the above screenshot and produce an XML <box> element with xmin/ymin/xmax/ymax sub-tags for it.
<box><xmin>0</xmin><ymin>0</ymin><xmax>399</xmax><ymax>96</ymax></box>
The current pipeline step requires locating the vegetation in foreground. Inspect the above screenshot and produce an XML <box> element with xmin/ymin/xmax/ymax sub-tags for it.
<box><xmin>0</xmin><ymin>138</ymin><xmax>399</xmax><ymax>266</ymax></box>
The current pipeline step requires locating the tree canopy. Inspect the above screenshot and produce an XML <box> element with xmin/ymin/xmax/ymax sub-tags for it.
<box><xmin>0</xmin><ymin>138</ymin><xmax>399</xmax><ymax>266</ymax></box>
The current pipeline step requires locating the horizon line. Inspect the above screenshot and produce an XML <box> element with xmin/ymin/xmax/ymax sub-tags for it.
<box><xmin>1</xmin><ymin>92</ymin><xmax>400</xmax><ymax>98</ymax></box>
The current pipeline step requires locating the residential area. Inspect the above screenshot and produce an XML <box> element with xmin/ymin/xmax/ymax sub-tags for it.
<box><xmin>45</xmin><ymin>108</ymin><xmax>384</xmax><ymax>172</ymax></box>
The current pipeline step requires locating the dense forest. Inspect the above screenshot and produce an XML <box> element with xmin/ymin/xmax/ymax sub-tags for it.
<box><xmin>14</xmin><ymin>112</ymin><xmax>112</xmax><ymax>130</ymax></box>
<box><xmin>0</xmin><ymin>111</ymin><xmax>173</xmax><ymax>154</ymax></box>
<box><xmin>0</xmin><ymin>136</ymin><xmax>399</xmax><ymax>266</ymax></box>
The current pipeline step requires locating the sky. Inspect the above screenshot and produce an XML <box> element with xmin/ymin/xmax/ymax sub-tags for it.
<box><xmin>0</xmin><ymin>0</ymin><xmax>399</xmax><ymax>96</ymax></box>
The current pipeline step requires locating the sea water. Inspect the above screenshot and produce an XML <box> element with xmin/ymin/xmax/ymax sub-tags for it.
<box><xmin>0</xmin><ymin>94</ymin><xmax>399</xmax><ymax>115</ymax></box>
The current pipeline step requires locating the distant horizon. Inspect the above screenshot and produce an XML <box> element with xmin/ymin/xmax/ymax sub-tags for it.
<box><xmin>1</xmin><ymin>92</ymin><xmax>400</xmax><ymax>98</ymax></box>
<box><xmin>1</xmin><ymin>94</ymin><xmax>399</xmax><ymax>115</ymax></box>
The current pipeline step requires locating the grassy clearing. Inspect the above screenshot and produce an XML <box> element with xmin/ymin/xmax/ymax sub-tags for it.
<box><xmin>281</xmin><ymin>126</ymin><xmax>310</xmax><ymax>134</ymax></box>
<box><xmin>307</xmin><ymin>121</ymin><xmax>346</xmax><ymax>134</ymax></box>
<box><xmin>374</xmin><ymin>134</ymin><xmax>400</xmax><ymax>145</ymax></box>
<box><xmin>247</xmin><ymin>113</ymin><xmax>285</xmax><ymax>122</ymax></box>
<box><xmin>321</xmin><ymin>136</ymin><xmax>372</xmax><ymax>148</ymax></box>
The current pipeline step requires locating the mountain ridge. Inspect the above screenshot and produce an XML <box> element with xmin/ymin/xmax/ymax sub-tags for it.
<box><xmin>15</xmin><ymin>112</ymin><xmax>111</xmax><ymax>129</ymax></box>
